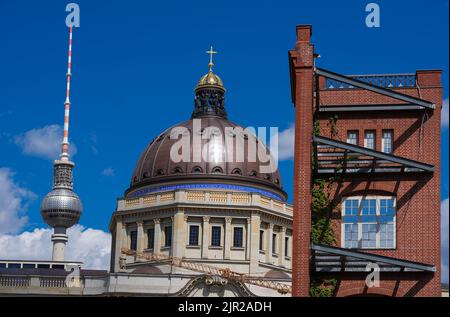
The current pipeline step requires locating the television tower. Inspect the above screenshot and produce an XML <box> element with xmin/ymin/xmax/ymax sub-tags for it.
<box><xmin>40</xmin><ymin>26</ymin><xmax>82</xmax><ymax>262</ymax></box>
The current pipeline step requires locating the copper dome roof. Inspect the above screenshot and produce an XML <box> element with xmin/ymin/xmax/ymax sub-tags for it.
<box><xmin>125</xmin><ymin>55</ymin><xmax>286</xmax><ymax>200</ymax></box>
<box><xmin>126</xmin><ymin>117</ymin><xmax>285</xmax><ymax>200</ymax></box>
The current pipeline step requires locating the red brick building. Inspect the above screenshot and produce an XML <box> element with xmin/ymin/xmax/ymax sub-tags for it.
<box><xmin>289</xmin><ymin>25</ymin><xmax>442</xmax><ymax>297</ymax></box>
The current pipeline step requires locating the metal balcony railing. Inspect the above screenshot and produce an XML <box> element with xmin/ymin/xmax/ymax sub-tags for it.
<box><xmin>324</xmin><ymin>74</ymin><xmax>416</xmax><ymax>90</ymax></box>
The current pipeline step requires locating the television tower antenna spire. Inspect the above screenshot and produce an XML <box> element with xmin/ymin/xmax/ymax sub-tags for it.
<box><xmin>40</xmin><ymin>26</ymin><xmax>82</xmax><ymax>262</ymax></box>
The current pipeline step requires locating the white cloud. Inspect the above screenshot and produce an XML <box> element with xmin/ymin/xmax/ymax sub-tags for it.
<box><xmin>271</xmin><ymin>124</ymin><xmax>295</xmax><ymax>161</ymax></box>
<box><xmin>0</xmin><ymin>167</ymin><xmax>110</xmax><ymax>269</ymax></box>
<box><xmin>442</xmin><ymin>198</ymin><xmax>449</xmax><ymax>284</ymax></box>
<box><xmin>0</xmin><ymin>168</ymin><xmax>36</xmax><ymax>234</ymax></box>
<box><xmin>102</xmin><ymin>167</ymin><xmax>115</xmax><ymax>177</ymax></box>
<box><xmin>0</xmin><ymin>225</ymin><xmax>111</xmax><ymax>269</ymax></box>
<box><xmin>14</xmin><ymin>124</ymin><xmax>77</xmax><ymax>160</ymax></box>
<box><xmin>442</xmin><ymin>98</ymin><xmax>449</xmax><ymax>129</ymax></box>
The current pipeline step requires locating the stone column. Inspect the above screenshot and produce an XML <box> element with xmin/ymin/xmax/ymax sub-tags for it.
<box><xmin>266</xmin><ymin>223</ymin><xmax>274</xmax><ymax>264</ymax></box>
<box><xmin>279</xmin><ymin>227</ymin><xmax>286</xmax><ymax>267</ymax></box>
<box><xmin>202</xmin><ymin>216</ymin><xmax>210</xmax><ymax>259</ymax></box>
<box><xmin>172</xmin><ymin>210</ymin><xmax>186</xmax><ymax>258</ymax></box>
<box><xmin>246</xmin><ymin>218</ymin><xmax>251</xmax><ymax>261</ymax></box>
<box><xmin>249</xmin><ymin>213</ymin><xmax>260</xmax><ymax>274</ymax></box>
<box><xmin>224</xmin><ymin>217</ymin><xmax>232</xmax><ymax>259</ymax></box>
<box><xmin>136</xmin><ymin>221</ymin><xmax>145</xmax><ymax>253</ymax></box>
<box><xmin>112</xmin><ymin>220</ymin><xmax>128</xmax><ymax>272</ymax></box>
<box><xmin>153</xmin><ymin>218</ymin><xmax>161</xmax><ymax>254</ymax></box>
<box><xmin>122</xmin><ymin>222</ymin><xmax>129</xmax><ymax>249</ymax></box>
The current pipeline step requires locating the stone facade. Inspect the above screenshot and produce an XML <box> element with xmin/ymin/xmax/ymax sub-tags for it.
<box><xmin>109</xmin><ymin>188</ymin><xmax>293</xmax><ymax>282</ymax></box>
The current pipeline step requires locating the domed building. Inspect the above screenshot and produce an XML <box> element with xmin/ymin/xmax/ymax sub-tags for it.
<box><xmin>108</xmin><ymin>52</ymin><xmax>293</xmax><ymax>296</ymax></box>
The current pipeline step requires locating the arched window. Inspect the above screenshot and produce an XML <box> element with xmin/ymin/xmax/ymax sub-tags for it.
<box><xmin>211</xmin><ymin>166</ymin><xmax>223</xmax><ymax>174</ymax></box>
<box><xmin>192</xmin><ymin>166</ymin><xmax>203</xmax><ymax>173</ymax></box>
<box><xmin>172</xmin><ymin>166</ymin><xmax>183</xmax><ymax>174</ymax></box>
<box><xmin>231</xmin><ymin>168</ymin><xmax>242</xmax><ymax>175</ymax></box>
<box><xmin>155</xmin><ymin>169</ymin><xmax>165</xmax><ymax>176</ymax></box>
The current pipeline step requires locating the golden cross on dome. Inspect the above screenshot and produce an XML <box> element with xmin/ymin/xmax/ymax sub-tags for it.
<box><xmin>206</xmin><ymin>46</ymin><xmax>217</xmax><ymax>71</ymax></box>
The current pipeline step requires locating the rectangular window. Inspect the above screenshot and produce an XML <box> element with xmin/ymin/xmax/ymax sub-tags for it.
<box><xmin>233</xmin><ymin>227</ymin><xmax>243</xmax><ymax>248</ymax></box>
<box><xmin>380</xmin><ymin>198</ymin><xmax>395</xmax><ymax>216</ymax></box>
<box><xmin>285</xmin><ymin>237</ymin><xmax>289</xmax><ymax>257</ymax></box>
<box><xmin>259</xmin><ymin>230</ymin><xmax>264</xmax><ymax>251</ymax></box>
<box><xmin>342</xmin><ymin>197</ymin><xmax>396</xmax><ymax>249</ymax></box>
<box><xmin>211</xmin><ymin>226</ymin><xmax>221</xmax><ymax>247</ymax></box>
<box><xmin>189</xmin><ymin>225</ymin><xmax>199</xmax><ymax>246</ymax></box>
<box><xmin>347</xmin><ymin>131</ymin><xmax>358</xmax><ymax>145</ymax></box>
<box><xmin>130</xmin><ymin>231</ymin><xmax>137</xmax><ymax>251</ymax></box>
<box><xmin>362</xmin><ymin>224</ymin><xmax>377</xmax><ymax>248</ymax></box>
<box><xmin>344</xmin><ymin>199</ymin><xmax>359</xmax><ymax>216</ymax></box>
<box><xmin>382</xmin><ymin>130</ymin><xmax>393</xmax><ymax>153</ymax></box>
<box><xmin>272</xmin><ymin>234</ymin><xmax>277</xmax><ymax>254</ymax></box>
<box><xmin>147</xmin><ymin>228</ymin><xmax>154</xmax><ymax>250</ymax></box>
<box><xmin>164</xmin><ymin>226</ymin><xmax>172</xmax><ymax>247</ymax></box>
<box><xmin>361</xmin><ymin>199</ymin><xmax>377</xmax><ymax>215</ymax></box>
<box><xmin>379</xmin><ymin>223</ymin><xmax>395</xmax><ymax>248</ymax></box>
<box><xmin>344</xmin><ymin>223</ymin><xmax>359</xmax><ymax>248</ymax></box>
<box><xmin>364</xmin><ymin>130</ymin><xmax>376</xmax><ymax>150</ymax></box>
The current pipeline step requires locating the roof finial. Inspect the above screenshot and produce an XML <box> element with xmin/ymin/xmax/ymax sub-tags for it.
<box><xmin>206</xmin><ymin>45</ymin><xmax>217</xmax><ymax>72</ymax></box>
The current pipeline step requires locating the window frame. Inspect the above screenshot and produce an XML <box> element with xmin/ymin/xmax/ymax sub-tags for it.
<box><xmin>259</xmin><ymin>230</ymin><xmax>264</xmax><ymax>251</ymax></box>
<box><xmin>211</xmin><ymin>226</ymin><xmax>222</xmax><ymax>247</ymax></box>
<box><xmin>284</xmin><ymin>237</ymin><xmax>289</xmax><ymax>257</ymax></box>
<box><xmin>381</xmin><ymin>129</ymin><xmax>394</xmax><ymax>154</ymax></box>
<box><xmin>341</xmin><ymin>195</ymin><xmax>396</xmax><ymax>250</ymax></box>
<box><xmin>188</xmin><ymin>225</ymin><xmax>200</xmax><ymax>246</ymax></box>
<box><xmin>130</xmin><ymin>230</ymin><xmax>137</xmax><ymax>251</ymax></box>
<box><xmin>364</xmin><ymin>130</ymin><xmax>376</xmax><ymax>150</ymax></box>
<box><xmin>164</xmin><ymin>225</ymin><xmax>172</xmax><ymax>248</ymax></box>
<box><xmin>346</xmin><ymin>130</ymin><xmax>359</xmax><ymax>145</ymax></box>
<box><xmin>147</xmin><ymin>228</ymin><xmax>155</xmax><ymax>250</ymax></box>
<box><xmin>272</xmin><ymin>233</ymin><xmax>277</xmax><ymax>254</ymax></box>
<box><xmin>233</xmin><ymin>226</ymin><xmax>244</xmax><ymax>248</ymax></box>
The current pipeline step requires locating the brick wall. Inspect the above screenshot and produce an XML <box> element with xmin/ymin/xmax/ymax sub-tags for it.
<box><xmin>289</xmin><ymin>24</ymin><xmax>442</xmax><ymax>297</ymax></box>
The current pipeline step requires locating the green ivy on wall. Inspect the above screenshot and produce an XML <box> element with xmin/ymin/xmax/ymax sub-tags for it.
<box><xmin>309</xmin><ymin>118</ymin><xmax>340</xmax><ymax>297</ymax></box>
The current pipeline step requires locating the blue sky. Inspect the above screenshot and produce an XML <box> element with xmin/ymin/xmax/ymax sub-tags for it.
<box><xmin>0</xmin><ymin>0</ymin><xmax>448</xmax><ymax>276</ymax></box>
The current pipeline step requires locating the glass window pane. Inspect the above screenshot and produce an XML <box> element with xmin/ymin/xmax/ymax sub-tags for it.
<box><xmin>285</xmin><ymin>237</ymin><xmax>289</xmax><ymax>256</ymax></box>
<box><xmin>130</xmin><ymin>231</ymin><xmax>137</xmax><ymax>251</ymax></box>
<box><xmin>345</xmin><ymin>199</ymin><xmax>359</xmax><ymax>216</ymax></box>
<box><xmin>382</xmin><ymin>130</ymin><xmax>393</xmax><ymax>153</ymax></box>
<box><xmin>364</xmin><ymin>131</ymin><xmax>375</xmax><ymax>149</ymax></box>
<box><xmin>211</xmin><ymin>226</ymin><xmax>221</xmax><ymax>246</ymax></box>
<box><xmin>347</xmin><ymin>131</ymin><xmax>358</xmax><ymax>145</ymax></box>
<box><xmin>272</xmin><ymin>234</ymin><xmax>277</xmax><ymax>254</ymax></box>
<box><xmin>189</xmin><ymin>225</ymin><xmax>199</xmax><ymax>246</ymax></box>
<box><xmin>362</xmin><ymin>199</ymin><xmax>376</xmax><ymax>215</ymax></box>
<box><xmin>147</xmin><ymin>228</ymin><xmax>154</xmax><ymax>249</ymax></box>
<box><xmin>164</xmin><ymin>226</ymin><xmax>172</xmax><ymax>247</ymax></box>
<box><xmin>259</xmin><ymin>230</ymin><xmax>264</xmax><ymax>251</ymax></box>
<box><xmin>233</xmin><ymin>227</ymin><xmax>243</xmax><ymax>248</ymax></box>
<box><xmin>362</xmin><ymin>223</ymin><xmax>376</xmax><ymax>248</ymax></box>
<box><xmin>344</xmin><ymin>224</ymin><xmax>358</xmax><ymax>249</ymax></box>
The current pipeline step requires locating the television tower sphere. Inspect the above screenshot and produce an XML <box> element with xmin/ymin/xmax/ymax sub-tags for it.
<box><xmin>40</xmin><ymin>187</ymin><xmax>82</xmax><ymax>228</ymax></box>
<box><xmin>40</xmin><ymin>159</ymin><xmax>83</xmax><ymax>261</ymax></box>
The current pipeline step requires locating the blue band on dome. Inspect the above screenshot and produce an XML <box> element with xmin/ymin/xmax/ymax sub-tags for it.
<box><xmin>128</xmin><ymin>183</ymin><xmax>285</xmax><ymax>201</ymax></box>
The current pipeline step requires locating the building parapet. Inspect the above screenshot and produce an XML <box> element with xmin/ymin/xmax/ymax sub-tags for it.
<box><xmin>117</xmin><ymin>189</ymin><xmax>293</xmax><ymax>217</ymax></box>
